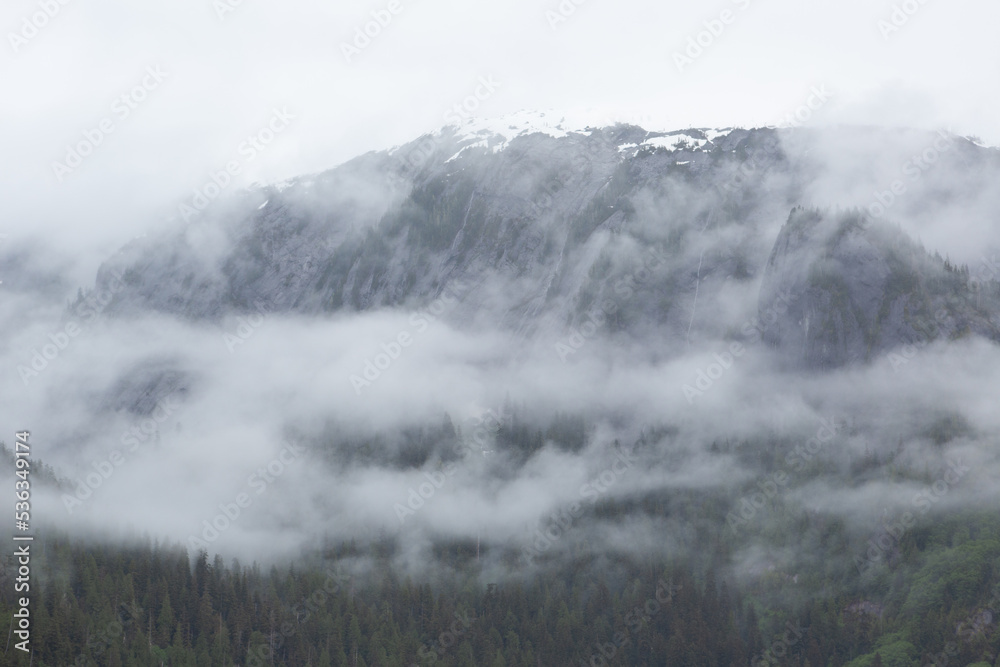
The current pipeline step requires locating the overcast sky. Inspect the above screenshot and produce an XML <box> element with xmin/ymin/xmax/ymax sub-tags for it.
<box><xmin>2</xmin><ymin>0</ymin><xmax>998</xmax><ymax>279</ymax></box>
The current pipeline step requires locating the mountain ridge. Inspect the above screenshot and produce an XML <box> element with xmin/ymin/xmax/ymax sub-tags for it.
<box><xmin>74</xmin><ymin>121</ymin><xmax>1000</xmax><ymax>370</ymax></box>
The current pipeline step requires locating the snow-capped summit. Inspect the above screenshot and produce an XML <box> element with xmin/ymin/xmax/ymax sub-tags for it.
<box><xmin>438</xmin><ymin>108</ymin><xmax>737</xmax><ymax>162</ymax></box>
<box><xmin>441</xmin><ymin>109</ymin><xmax>595</xmax><ymax>161</ymax></box>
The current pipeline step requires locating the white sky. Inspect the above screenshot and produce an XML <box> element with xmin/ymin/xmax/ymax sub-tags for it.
<box><xmin>2</xmin><ymin>0</ymin><xmax>998</xmax><ymax>278</ymax></box>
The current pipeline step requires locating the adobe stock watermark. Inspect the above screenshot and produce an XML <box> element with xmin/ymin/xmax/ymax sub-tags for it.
<box><xmin>554</xmin><ymin>248</ymin><xmax>666</xmax><ymax>362</ymax></box>
<box><xmin>673</xmin><ymin>0</ymin><xmax>754</xmax><ymax>73</ymax></box>
<box><xmin>752</xmin><ymin>620</ymin><xmax>806</xmax><ymax>667</ymax></box>
<box><xmin>349</xmin><ymin>278</ymin><xmax>476</xmax><ymax>395</ymax></box>
<box><xmin>8</xmin><ymin>0</ymin><xmax>74</xmax><ymax>54</ymax></box>
<box><xmin>878</xmin><ymin>0</ymin><xmax>932</xmax><ymax>39</ymax></box>
<box><xmin>403</xmin><ymin>76</ymin><xmax>502</xmax><ymax>170</ymax></box>
<box><xmin>393</xmin><ymin>464</ymin><xmax>460</xmax><ymax>524</ymax></box>
<box><xmin>340</xmin><ymin>0</ymin><xmax>409</xmax><ymax>64</ymax></box>
<box><xmin>718</xmin><ymin>85</ymin><xmax>833</xmax><ymax>195</ymax></box>
<box><xmin>545</xmin><ymin>0</ymin><xmax>590</xmax><ymax>31</ymax></box>
<box><xmin>968</xmin><ymin>254</ymin><xmax>1000</xmax><ymax>295</ymax></box>
<box><xmin>187</xmin><ymin>440</ymin><xmax>307</xmax><ymax>551</ymax></box>
<box><xmin>578</xmin><ymin>578</ymin><xmax>681</xmax><ymax>667</ymax></box>
<box><xmin>213</xmin><ymin>0</ymin><xmax>248</xmax><ymax>21</ymax></box>
<box><xmin>718</xmin><ymin>139</ymin><xmax>782</xmax><ymax>195</ymax></box>
<box><xmin>16</xmin><ymin>269</ymin><xmax>127</xmax><ymax>386</ymax></box>
<box><xmin>246</xmin><ymin>566</ymin><xmax>353</xmax><ymax>667</ymax></box>
<box><xmin>529</xmin><ymin>155</ymin><xmax>591</xmax><ymax>216</ymax></box>
<box><xmin>51</xmin><ymin>66</ymin><xmax>168</xmax><ymax>182</ymax></box>
<box><xmin>922</xmin><ymin>583</ymin><xmax>1000</xmax><ymax>667</ymax></box>
<box><xmin>854</xmin><ymin>458</ymin><xmax>971</xmax><ymax>574</ymax></box>
<box><xmin>726</xmin><ymin>416</ymin><xmax>843</xmax><ymax>534</ymax></box>
<box><xmin>775</xmin><ymin>85</ymin><xmax>833</xmax><ymax>128</ymax></box>
<box><xmin>443</xmin><ymin>76</ymin><xmax>502</xmax><ymax>125</ymax></box>
<box><xmin>285</xmin><ymin>567</ymin><xmax>352</xmax><ymax>624</ymax></box>
<box><xmin>409</xmin><ymin>609</ymin><xmax>475</xmax><ymax>666</ymax></box>
<box><xmin>886</xmin><ymin>308</ymin><xmax>948</xmax><ymax>372</ymax></box>
<box><xmin>682</xmin><ymin>288</ymin><xmax>793</xmax><ymax>403</ymax></box>
<box><xmin>62</xmin><ymin>395</ymin><xmax>182</xmax><ymax>514</ymax></box>
<box><xmin>223</xmin><ymin>298</ymin><xmax>274</xmax><ymax>352</ymax></box>
<box><xmin>457</xmin><ymin>407</ymin><xmax>506</xmax><ymax>458</ymax></box>
<box><xmin>520</xmin><ymin>441</ymin><xmax>637</xmax><ymax>565</ymax></box>
<box><xmin>393</xmin><ymin>407</ymin><xmax>506</xmax><ymax>523</ymax></box>
<box><xmin>223</xmin><ymin>250</ymin><xmax>333</xmax><ymax>353</ymax></box>
<box><xmin>866</xmin><ymin>130</ymin><xmax>952</xmax><ymax>220</ymax></box>
<box><xmin>178</xmin><ymin>107</ymin><xmax>296</xmax><ymax>222</ymax></box>
<box><xmin>920</xmin><ymin>584</ymin><xmax>998</xmax><ymax>667</ymax></box>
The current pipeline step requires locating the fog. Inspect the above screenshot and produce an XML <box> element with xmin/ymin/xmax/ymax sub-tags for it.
<box><xmin>4</xmin><ymin>1</ymin><xmax>1000</xmax><ymax>594</ymax></box>
<box><xmin>4</xmin><ymin>0</ymin><xmax>1000</xmax><ymax>270</ymax></box>
<box><xmin>5</xmin><ymin>193</ymin><xmax>1000</xmax><ymax>585</ymax></box>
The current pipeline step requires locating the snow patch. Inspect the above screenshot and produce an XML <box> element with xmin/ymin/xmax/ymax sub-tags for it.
<box><xmin>438</xmin><ymin>110</ymin><xmax>738</xmax><ymax>163</ymax></box>
<box><xmin>642</xmin><ymin>134</ymin><xmax>708</xmax><ymax>151</ymax></box>
<box><xmin>445</xmin><ymin>109</ymin><xmax>594</xmax><ymax>160</ymax></box>
<box><xmin>703</xmin><ymin>128</ymin><xmax>734</xmax><ymax>143</ymax></box>
<box><xmin>625</xmin><ymin>129</ymin><xmax>734</xmax><ymax>156</ymax></box>
<box><xmin>966</xmin><ymin>135</ymin><xmax>999</xmax><ymax>150</ymax></box>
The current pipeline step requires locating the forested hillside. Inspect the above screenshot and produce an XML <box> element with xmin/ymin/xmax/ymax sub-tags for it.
<box><xmin>1</xmin><ymin>509</ymin><xmax>999</xmax><ymax>667</ymax></box>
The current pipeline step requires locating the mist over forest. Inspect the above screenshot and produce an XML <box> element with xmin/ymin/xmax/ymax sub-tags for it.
<box><xmin>4</xmin><ymin>1</ymin><xmax>1000</xmax><ymax>665</ymax></box>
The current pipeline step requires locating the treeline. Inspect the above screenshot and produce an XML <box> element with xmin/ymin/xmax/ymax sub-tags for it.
<box><xmin>0</xmin><ymin>519</ymin><xmax>999</xmax><ymax>665</ymax></box>
<box><xmin>0</xmin><ymin>532</ymin><xmax>764</xmax><ymax>667</ymax></box>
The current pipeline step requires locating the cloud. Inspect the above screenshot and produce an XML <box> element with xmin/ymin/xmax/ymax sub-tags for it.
<box><xmin>4</xmin><ymin>0</ymin><xmax>1000</xmax><ymax>585</ymax></box>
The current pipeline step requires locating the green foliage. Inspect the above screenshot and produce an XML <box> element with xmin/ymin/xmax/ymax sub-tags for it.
<box><xmin>0</xmin><ymin>533</ymin><xmax>762</xmax><ymax>667</ymax></box>
<box><xmin>871</xmin><ymin>633</ymin><xmax>918</xmax><ymax>667</ymax></box>
<box><xmin>900</xmin><ymin>539</ymin><xmax>1000</xmax><ymax>617</ymax></box>
<box><xmin>15</xmin><ymin>514</ymin><xmax>1000</xmax><ymax>667</ymax></box>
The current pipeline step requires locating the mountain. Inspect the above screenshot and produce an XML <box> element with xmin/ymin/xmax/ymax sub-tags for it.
<box><xmin>760</xmin><ymin>207</ymin><xmax>1000</xmax><ymax>368</ymax></box>
<box><xmin>76</xmin><ymin>114</ymin><xmax>1000</xmax><ymax>370</ymax></box>
<box><xmin>17</xmin><ymin>117</ymin><xmax>1000</xmax><ymax>667</ymax></box>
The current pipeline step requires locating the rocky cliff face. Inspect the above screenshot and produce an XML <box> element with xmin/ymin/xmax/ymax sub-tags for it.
<box><xmin>76</xmin><ymin>118</ymin><xmax>1000</xmax><ymax>370</ymax></box>
<box><xmin>759</xmin><ymin>208</ymin><xmax>1000</xmax><ymax>367</ymax></box>
<box><xmin>89</xmin><ymin>123</ymin><xmax>789</xmax><ymax>345</ymax></box>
